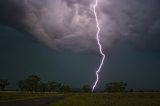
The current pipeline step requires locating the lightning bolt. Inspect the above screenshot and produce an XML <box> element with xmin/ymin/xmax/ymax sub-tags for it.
<box><xmin>91</xmin><ymin>0</ymin><xmax>106</xmax><ymax>92</ymax></box>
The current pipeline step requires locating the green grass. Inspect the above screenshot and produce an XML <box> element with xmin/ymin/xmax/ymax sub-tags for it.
<box><xmin>0</xmin><ymin>91</ymin><xmax>66</xmax><ymax>102</ymax></box>
<box><xmin>50</xmin><ymin>93</ymin><xmax>160</xmax><ymax>106</ymax></box>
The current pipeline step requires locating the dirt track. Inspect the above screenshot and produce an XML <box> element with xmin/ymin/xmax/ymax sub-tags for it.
<box><xmin>0</xmin><ymin>96</ymin><xmax>66</xmax><ymax>106</ymax></box>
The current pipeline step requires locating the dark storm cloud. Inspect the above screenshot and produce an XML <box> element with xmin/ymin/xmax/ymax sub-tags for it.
<box><xmin>0</xmin><ymin>0</ymin><xmax>26</xmax><ymax>29</ymax></box>
<box><xmin>0</xmin><ymin>0</ymin><xmax>160</xmax><ymax>53</ymax></box>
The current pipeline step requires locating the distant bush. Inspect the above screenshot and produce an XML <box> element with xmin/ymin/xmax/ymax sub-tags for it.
<box><xmin>82</xmin><ymin>85</ymin><xmax>92</xmax><ymax>93</ymax></box>
<box><xmin>105</xmin><ymin>82</ymin><xmax>128</xmax><ymax>92</ymax></box>
<box><xmin>0</xmin><ymin>79</ymin><xmax>9</xmax><ymax>91</ymax></box>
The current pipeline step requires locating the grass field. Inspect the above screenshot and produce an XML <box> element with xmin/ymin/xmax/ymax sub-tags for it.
<box><xmin>1</xmin><ymin>92</ymin><xmax>160</xmax><ymax>106</ymax></box>
<box><xmin>0</xmin><ymin>91</ymin><xmax>66</xmax><ymax>102</ymax></box>
<box><xmin>51</xmin><ymin>93</ymin><xmax>160</xmax><ymax>106</ymax></box>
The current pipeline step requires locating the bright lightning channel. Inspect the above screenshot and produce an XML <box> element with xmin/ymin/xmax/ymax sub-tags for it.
<box><xmin>91</xmin><ymin>0</ymin><xmax>106</xmax><ymax>92</ymax></box>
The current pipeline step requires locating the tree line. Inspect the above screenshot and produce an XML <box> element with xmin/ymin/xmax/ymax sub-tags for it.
<box><xmin>0</xmin><ymin>75</ymin><xmax>71</xmax><ymax>92</ymax></box>
<box><xmin>18</xmin><ymin>75</ymin><xmax>71</xmax><ymax>92</ymax></box>
<box><xmin>1</xmin><ymin>75</ymin><xmax>158</xmax><ymax>92</ymax></box>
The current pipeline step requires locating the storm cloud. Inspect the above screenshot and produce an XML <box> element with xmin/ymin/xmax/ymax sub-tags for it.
<box><xmin>0</xmin><ymin>0</ymin><xmax>160</xmax><ymax>53</ymax></box>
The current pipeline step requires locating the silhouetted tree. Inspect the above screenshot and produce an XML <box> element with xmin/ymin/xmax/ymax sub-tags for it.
<box><xmin>18</xmin><ymin>75</ymin><xmax>40</xmax><ymax>92</ymax></box>
<box><xmin>18</xmin><ymin>80</ymin><xmax>26</xmax><ymax>91</ymax></box>
<box><xmin>47</xmin><ymin>81</ymin><xmax>62</xmax><ymax>92</ymax></box>
<box><xmin>139</xmin><ymin>89</ymin><xmax>144</xmax><ymax>92</ymax></box>
<box><xmin>0</xmin><ymin>79</ymin><xmax>9</xmax><ymax>91</ymax></box>
<box><xmin>17</xmin><ymin>75</ymin><xmax>73</xmax><ymax>92</ymax></box>
<box><xmin>60</xmin><ymin>85</ymin><xmax>71</xmax><ymax>92</ymax></box>
<box><xmin>130</xmin><ymin>88</ymin><xmax>134</xmax><ymax>92</ymax></box>
<box><xmin>82</xmin><ymin>85</ymin><xmax>91</xmax><ymax>92</ymax></box>
<box><xmin>38</xmin><ymin>82</ymin><xmax>47</xmax><ymax>92</ymax></box>
<box><xmin>105</xmin><ymin>82</ymin><xmax>128</xmax><ymax>92</ymax></box>
<box><xmin>27</xmin><ymin>75</ymin><xmax>41</xmax><ymax>91</ymax></box>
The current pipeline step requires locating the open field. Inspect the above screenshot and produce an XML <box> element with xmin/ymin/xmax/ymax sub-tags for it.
<box><xmin>0</xmin><ymin>91</ymin><xmax>67</xmax><ymax>102</ymax></box>
<box><xmin>51</xmin><ymin>93</ymin><xmax>160</xmax><ymax>106</ymax></box>
<box><xmin>1</xmin><ymin>92</ymin><xmax>160</xmax><ymax>106</ymax></box>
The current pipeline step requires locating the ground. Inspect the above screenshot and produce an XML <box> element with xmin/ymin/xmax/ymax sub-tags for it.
<box><xmin>0</xmin><ymin>92</ymin><xmax>160</xmax><ymax>106</ymax></box>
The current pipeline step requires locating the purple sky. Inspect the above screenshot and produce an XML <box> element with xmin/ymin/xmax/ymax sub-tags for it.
<box><xmin>0</xmin><ymin>0</ymin><xmax>160</xmax><ymax>53</ymax></box>
<box><xmin>0</xmin><ymin>0</ymin><xmax>160</xmax><ymax>90</ymax></box>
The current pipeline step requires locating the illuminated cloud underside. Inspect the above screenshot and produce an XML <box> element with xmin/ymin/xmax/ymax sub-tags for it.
<box><xmin>0</xmin><ymin>0</ymin><xmax>160</xmax><ymax>52</ymax></box>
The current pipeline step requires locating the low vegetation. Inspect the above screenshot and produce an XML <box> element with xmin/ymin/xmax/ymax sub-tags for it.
<box><xmin>0</xmin><ymin>91</ymin><xmax>160</xmax><ymax>106</ymax></box>
<box><xmin>51</xmin><ymin>93</ymin><xmax>160</xmax><ymax>106</ymax></box>
<box><xmin>0</xmin><ymin>92</ymin><xmax>65</xmax><ymax>102</ymax></box>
